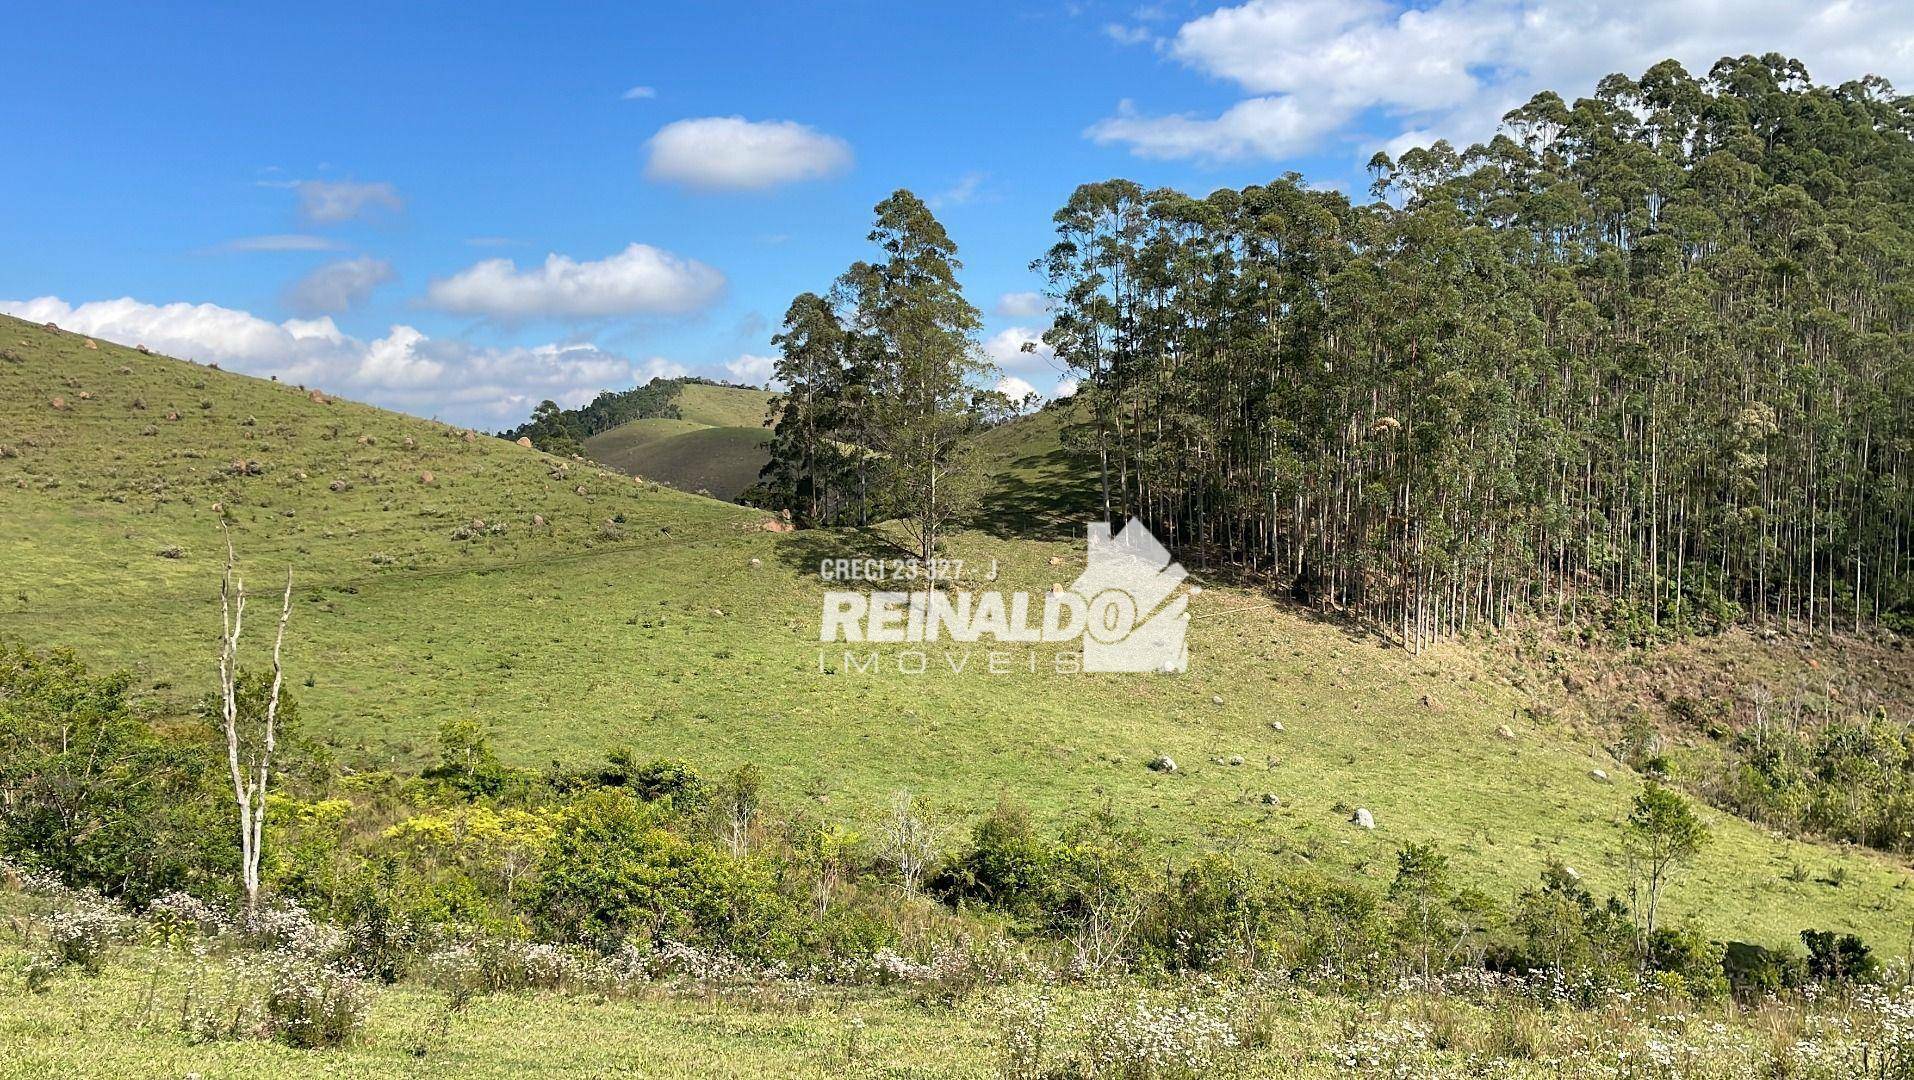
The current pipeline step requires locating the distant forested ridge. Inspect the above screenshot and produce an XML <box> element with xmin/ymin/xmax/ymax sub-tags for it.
<box><xmin>1038</xmin><ymin>55</ymin><xmax>1914</xmax><ymax>649</ymax></box>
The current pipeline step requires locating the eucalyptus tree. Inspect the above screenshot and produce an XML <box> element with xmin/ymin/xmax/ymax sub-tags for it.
<box><xmin>835</xmin><ymin>190</ymin><xmax>994</xmax><ymax>569</ymax></box>
<box><xmin>1036</xmin><ymin>56</ymin><xmax>1914</xmax><ymax>647</ymax></box>
<box><xmin>758</xmin><ymin>191</ymin><xmax>997</xmax><ymax>563</ymax></box>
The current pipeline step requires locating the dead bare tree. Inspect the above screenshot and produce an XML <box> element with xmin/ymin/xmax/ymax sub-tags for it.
<box><xmin>218</xmin><ymin>528</ymin><xmax>292</xmax><ymax>917</ymax></box>
<box><xmin>880</xmin><ymin>789</ymin><xmax>947</xmax><ymax>894</ymax></box>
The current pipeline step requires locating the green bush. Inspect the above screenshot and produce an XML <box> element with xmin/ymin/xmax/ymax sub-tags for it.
<box><xmin>1721</xmin><ymin>940</ymin><xmax>1806</xmax><ymax>995</ymax></box>
<box><xmin>929</xmin><ymin>801</ymin><xmax>1056</xmax><ymax>917</ymax></box>
<box><xmin>1801</xmin><ymin>929</ymin><xmax>1878</xmax><ymax>984</ymax></box>
<box><xmin>526</xmin><ymin>790</ymin><xmax>797</xmax><ymax>958</ymax></box>
<box><xmin>0</xmin><ymin>643</ymin><xmax>234</xmax><ymax>904</ymax></box>
<box><xmin>1646</xmin><ymin>923</ymin><xmax>1727</xmax><ymax>998</ymax></box>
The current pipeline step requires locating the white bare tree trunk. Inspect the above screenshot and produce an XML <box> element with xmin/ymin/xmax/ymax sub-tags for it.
<box><xmin>219</xmin><ymin>529</ymin><xmax>292</xmax><ymax>917</ymax></box>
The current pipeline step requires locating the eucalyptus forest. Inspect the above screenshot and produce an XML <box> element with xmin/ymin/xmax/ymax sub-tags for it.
<box><xmin>763</xmin><ymin>54</ymin><xmax>1914</xmax><ymax>650</ymax></box>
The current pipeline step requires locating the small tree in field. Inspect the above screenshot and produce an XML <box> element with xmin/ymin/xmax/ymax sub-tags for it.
<box><xmin>1622</xmin><ymin>783</ymin><xmax>1708</xmax><ymax>948</ymax></box>
<box><xmin>713</xmin><ymin>763</ymin><xmax>762</xmax><ymax>859</ymax></box>
<box><xmin>217</xmin><ymin>530</ymin><xmax>293</xmax><ymax>916</ymax></box>
<box><xmin>880</xmin><ymin>789</ymin><xmax>947</xmax><ymax>894</ymax></box>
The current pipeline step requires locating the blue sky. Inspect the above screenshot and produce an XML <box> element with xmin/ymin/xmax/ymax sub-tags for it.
<box><xmin>6</xmin><ymin>1</ymin><xmax>1911</xmax><ymax>427</ymax></box>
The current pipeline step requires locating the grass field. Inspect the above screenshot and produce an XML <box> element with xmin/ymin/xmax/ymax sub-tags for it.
<box><xmin>0</xmin><ymin>312</ymin><xmax>1909</xmax><ymax>953</ymax></box>
<box><xmin>582</xmin><ymin>382</ymin><xmax>776</xmax><ymax>500</ymax></box>
<box><xmin>4</xmin><ymin>930</ymin><xmax>1907</xmax><ymax>1079</ymax></box>
<box><xmin>673</xmin><ymin>382</ymin><xmax>777</xmax><ymax>429</ymax></box>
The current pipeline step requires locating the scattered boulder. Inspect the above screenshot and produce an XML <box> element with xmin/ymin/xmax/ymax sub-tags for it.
<box><xmin>1419</xmin><ymin>692</ymin><xmax>1438</xmax><ymax>710</ymax></box>
<box><xmin>1495</xmin><ymin>725</ymin><xmax>1516</xmax><ymax>740</ymax></box>
<box><xmin>462</xmin><ymin>430</ymin><xmax>477</xmax><ymax>443</ymax></box>
<box><xmin>1227</xmin><ymin>754</ymin><xmax>1244</xmax><ymax>766</ymax></box>
<box><xmin>83</xmin><ymin>339</ymin><xmax>98</xmax><ymax>350</ymax></box>
<box><xmin>357</xmin><ymin>434</ymin><xmax>374</xmax><ymax>445</ymax></box>
<box><xmin>135</xmin><ymin>344</ymin><xmax>151</xmax><ymax>354</ymax></box>
<box><xmin>308</xmin><ymin>390</ymin><xmax>328</xmax><ymax>404</ymax></box>
<box><xmin>1268</xmin><ymin>720</ymin><xmax>1285</xmax><ymax>732</ymax></box>
<box><xmin>76</xmin><ymin>391</ymin><xmax>92</xmax><ymax>400</ymax></box>
<box><xmin>49</xmin><ymin>396</ymin><xmax>66</xmax><ymax>410</ymax></box>
<box><xmin>515</xmin><ymin>436</ymin><xmax>533</xmax><ymax>448</ymax></box>
<box><xmin>1589</xmin><ymin>768</ymin><xmax>1609</xmax><ymax>783</ymax></box>
<box><xmin>1260</xmin><ymin>793</ymin><xmax>1279</xmax><ymax>806</ymax></box>
<box><xmin>574</xmin><ymin>485</ymin><xmax>587</xmax><ymax>496</ymax></box>
<box><xmin>749</xmin><ymin>557</ymin><xmax>763</xmax><ymax>569</ymax></box>
<box><xmin>165</xmin><ymin>410</ymin><xmax>180</xmax><ymax>421</ymax></box>
<box><xmin>228</xmin><ymin>459</ymin><xmax>262</xmax><ymax>476</ymax></box>
<box><xmin>329</xmin><ymin>480</ymin><xmax>347</xmax><ymax>492</ymax></box>
<box><xmin>531</xmin><ymin>514</ymin><xmax>546</xmax><ymax>526</ymax></box>
<box><xmin>43</xmin><ymin>321</ymin><xmax>58</xmax><ymax>331</ymax></box>
<box><xmin>1048</xmin><ymin>555</ymin><xmax>1063</xmax><ymax>566</ymax></box>
<box><xmin>419</xmin><ymin>471</ymin><xmax>435</xmax><ymax>484</ymax></box>
<box><xmin>1210</xmin><ymin>694</ymin><xmax>1224</xmax><ymax>706</ymax></box>
<box><xmin>1147</xmin><ymin>754</ymin><xmax>1178</xmax><ymax>773</ymax></box>
<box><xmin>1350</xmin><ymin>808</ymin><xmax>1375</xmax><ymax>830</ymax></box>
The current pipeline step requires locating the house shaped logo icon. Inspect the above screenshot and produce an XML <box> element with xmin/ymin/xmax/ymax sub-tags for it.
<box><xmin>1067</xmin><ymin>517</ymin><xmax>1190</xmax><ymax>673</ymax></box>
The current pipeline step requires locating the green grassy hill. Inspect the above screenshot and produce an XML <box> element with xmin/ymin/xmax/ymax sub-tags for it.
<box><xmin>673</xmin><ymin>382</ymin><xmax>776</xmax><ymax>428</ymax></box>
<box><xmin>0</xmin><ymin>312</ymin><xmax>1909</xmax><ymax>951</ymax></box>
<box><xmin>581</xmin><ymin>383</ymin><xmax>775</xmax><ymax>500</ymax></box>
<box><xmin>974</xmin><ymin>400</ymin><xmax>1101</xmax><ymax>540</ymax></box>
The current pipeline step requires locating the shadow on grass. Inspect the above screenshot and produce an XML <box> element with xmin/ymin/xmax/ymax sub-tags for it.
<box><xmin>972</xmin><ymin>445</ymin><xmax>1103</xmax><ymax>543</ymax></box>
<box><xmin>768</xmin><ymin>526</ymin><xmax>915</xmax><ymax>578</ymax></box>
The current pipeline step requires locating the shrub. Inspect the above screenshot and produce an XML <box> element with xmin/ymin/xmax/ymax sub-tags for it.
<box><xmin>27</xmin><ymin>898</ymin><xmax>128</xmax><ymax>988</ymax></box>
<box><xmin>526</xmin><ymin>789</ymin><xmax>797</xmax><ymax>958</ymax></box>
<box><xmin>1645</xmin><ymin>922</ymin><xmax>1727</xmax><ymax>997</ymax></box>
<box><xmin>1076</xmin><ymin>992</ymin><xmax>1242</xmax><ymax>1079</ymax></box>
<box><xmin>1136</xmin><ymin>853</ymin><xmax>1272</xmax><ymax>973</ymax></box>
<box><xmin>264</xmin><ymin>957</ymin><xmax>372</xmax><ymax>1048</ymax></box>
<box><xmin>1721</xmin><ymin>940</ymin><xmax>1806</xmax><ymax>996</ymax></box>
<box><xmin>1802</xmin><ymin>929</ymin><xmax>1878</xmax><ymax>984</ymax></box>
<box><xmin>929</xmin><ymin>801</ymin><xmax>1055</xmax><ymax>916</ymax></box>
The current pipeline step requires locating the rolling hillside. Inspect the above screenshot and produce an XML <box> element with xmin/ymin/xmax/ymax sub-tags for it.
<box><xmin>583</xmin><ymin>382</ymin><xmax>776</xmax><ymax>500</ymax></box>
<box><xmin>0</xmin><ymin>312</ymin><xmax>1910</xmax><ymax>951</ymax></box>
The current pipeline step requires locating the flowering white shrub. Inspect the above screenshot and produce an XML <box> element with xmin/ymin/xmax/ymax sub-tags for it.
<box><xmin>265</xmin><ymin>957</ymin><xmax>373</xmax><ymax>1048</ymax></box>
<box><xmin>244</xmin><ymin>899</ymin><xmax>346</xmax><ymax>960</ymax></box>
<box><xmin>995</xmin><ymin>989</ymin><xmax>1054</xmax><ymax>1080</ymax></box>
<box><xmin>145</xmin><ymin>890</ymin><xmax>226</xmax><ymax>943</ymax></box>
<box><xmin>1078</xmin><ymin>993</ymin><xmax>1242</xmax><ymax>1079</ymax></box>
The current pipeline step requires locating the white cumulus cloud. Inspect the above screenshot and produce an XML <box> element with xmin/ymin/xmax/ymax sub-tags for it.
<box><xmin>724</xmin><ymin>353</ymin><xmax>779</xmax><ymax>388</ymax></box>
<box><xmin>995</xmin><ymin>375</ymin><xmax>1040</xmax><ymax>402</ymax></box>
<box><xmin>983</xmin><ymin>326</ymin><xmax>1056</xmax><ymax>371</ymax></box>
<box><xmin>0</xmin><ymin>294</ymin><xmax>678</xmax><ymax>427</ymax></box>
<box><xmin>644</xmin><ymin>117</ymin><xmax>853</xmax><ymax>191</ymax></box>
<box><xmin>425</xmin><ymin>243</ymin><xmax>725</xmax><ymax>320</ymax></box>
<box><xmin>1094</xmin><ymin>0</ymin><xmax>1914</xmax><ymax>163</ymax></box>
<box><xmin>622</xmin><ymin>85</ymin><xmax>657</xmax><ymax>100</ymax></box>
<box><xmin>1088</xmin><ymin>95</ymin><xmax>1346</xmax><ymax>163</ymax></box>
<box><xmin>284</xmin><ymin>256</ymin><xmax>396</xmax><ymax>315</ymax></box>
<box><xmin>995</xmin><ymin>291</ymin><xmax>1049</xmax><ymax>319</ymax></box>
